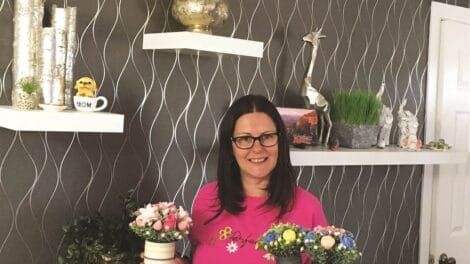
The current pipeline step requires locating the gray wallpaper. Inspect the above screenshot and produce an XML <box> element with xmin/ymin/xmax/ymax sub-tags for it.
<box><xmin>0</xmin><ymin>0</ymin><xmax>469</xmax><ymax>263</ymax></box>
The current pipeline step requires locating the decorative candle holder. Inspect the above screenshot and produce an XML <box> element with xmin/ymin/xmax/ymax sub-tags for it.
<box><xmin>171</xmin><ymin>0</ymin><xmax>229</xmax><ymax>34</ymax></box>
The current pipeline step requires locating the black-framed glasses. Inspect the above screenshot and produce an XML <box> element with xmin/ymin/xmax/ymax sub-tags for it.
<box><xmin>231</xmin><ymin>132</ymin><xmax>279</xmax><ymax>149</ymax></box>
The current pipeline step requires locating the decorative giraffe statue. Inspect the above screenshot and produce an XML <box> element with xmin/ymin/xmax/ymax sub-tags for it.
<box><xmin>300</xmin><ymin>30</ymin><xmax>332</xmax><ymax>146</ymax></box>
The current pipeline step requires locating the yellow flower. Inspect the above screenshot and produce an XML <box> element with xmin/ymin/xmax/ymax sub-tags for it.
<box><xmin>282</xmin><ymin>229</ymin><xmax>296</xmax><ymax>242</ymax></box>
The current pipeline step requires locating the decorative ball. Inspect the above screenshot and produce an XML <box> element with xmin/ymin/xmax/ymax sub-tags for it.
<box><xmin>320</xmin><ymin>235</ymin><xmax>336</xmax><ymax>250</ymax></box>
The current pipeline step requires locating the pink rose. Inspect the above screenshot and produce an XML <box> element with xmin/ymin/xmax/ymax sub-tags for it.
<box><xmin>135</xmin><ymin>215</ymin><xmax>146</xmax><ymax>226</ymax></box>
<box><xmin>177</xmin><ymin>220</ymin><xmax>190</xmax><ymax>231</ymax></box>
<box><xmin>163</xmin><ymin>213</ymin><xmax>177</xmax><ymax>229</ymax></box>
<box><xmin>153</xmin><ymin>220</ymin><xmax>163</xmax><ymax>231</ymax></box>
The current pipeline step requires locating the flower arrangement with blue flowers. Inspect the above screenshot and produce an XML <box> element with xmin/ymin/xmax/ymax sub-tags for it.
<box><xmin>303</xmin><ymin>226</ymin><xmax>360</xmax><ymax>264</ymax></box>
<box><xmin>255</xmin><ymin>223</ymin><xmax>308</xmax><ymax>260</ymax></box>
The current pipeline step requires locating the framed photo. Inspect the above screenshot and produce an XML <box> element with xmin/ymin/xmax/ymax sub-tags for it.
<box><xmin>277</xmin><ymin>107</ymin><xmax>318</xmax><ymax>146</ymax></box>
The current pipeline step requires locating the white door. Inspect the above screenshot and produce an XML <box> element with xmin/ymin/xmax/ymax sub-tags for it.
<box><xmin>429</xmin><ymin>15</ymin><xmax>470</xmax><ymax>264</ymax></box>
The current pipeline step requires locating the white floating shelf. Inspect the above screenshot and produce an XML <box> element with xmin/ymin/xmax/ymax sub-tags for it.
<box><xmin>290</xmin><ymin>146</ymin><xmax>468</xmax><ymax>166</ymax></box>
<box><xmin>0</xmin><ymin>106</ymin><xmax>124</xmax><ymax>133</ymax></box>
<box><xmin>143</xmin><ymin>31</ymin><xmax>264</xmax><ymax>58</ymax></box>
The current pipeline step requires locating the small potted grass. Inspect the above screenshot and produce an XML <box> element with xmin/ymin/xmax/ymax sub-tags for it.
<box><xmin>332</xmin><ymin>90</ymin><xmax>382</xmax><ymax>148</ymax></box>
<box><xmin>13</xmin><ymin>77</ymin><xmax>40</xmax><ymax>110</ymax></box>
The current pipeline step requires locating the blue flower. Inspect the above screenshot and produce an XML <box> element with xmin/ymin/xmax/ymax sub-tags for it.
<box><xmin>340</xmin><ymin>235</ymin><xmax>355</xmax><ymax>249</ymax></box>
<box><xmin>264</xmin><ymin>232</ymin><xmax>277</xmax><ymax>244</ymax></box>
<box><xmin>305</xmin><ymin>231</ymin><xmax>316</xmax><ymax>240</ymax></box>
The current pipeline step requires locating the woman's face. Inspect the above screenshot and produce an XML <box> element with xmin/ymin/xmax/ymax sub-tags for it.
<box><xmin>232</xmin><ymin>112</ymin><xmax>279</xmax><ymax>183</ymax></box>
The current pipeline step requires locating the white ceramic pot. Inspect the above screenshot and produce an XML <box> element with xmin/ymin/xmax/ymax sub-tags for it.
<box><xmin>144</xmin><ymin>241</ymin><xmax>176</xmax><ymax>264</ymax></box>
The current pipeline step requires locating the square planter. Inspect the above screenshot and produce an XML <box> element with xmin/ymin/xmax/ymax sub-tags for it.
<box><xmin>333</xmin><ymin>122</ymin><xmax>380</xmax><ymax>149</ymax></box>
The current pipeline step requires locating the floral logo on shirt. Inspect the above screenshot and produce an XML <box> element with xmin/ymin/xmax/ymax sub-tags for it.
<box><xmin>226</xmin><ymin>241</ymin><xmax>239</xmax><ymax>253</ymax></box>
<box><xmin>219</xmin><ymin>226</ymin><xmax>232</xmax><ymax>240</ymax></box>
<box><xmin>214</xmin><ymin>226</ymin><xmax>257</xmax><ymax>254</ymax></box>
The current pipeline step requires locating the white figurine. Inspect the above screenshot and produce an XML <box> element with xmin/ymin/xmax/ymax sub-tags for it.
<box><xmin>397</xmin><ymin>99</ymin><xmax>409</xmax><ymax>147</ymax></box>
<box><xmin>404</xmin><ymin>113</ymin><xmax>421</xmax><ymax>150</ymax></box>
<box><xmin>397</xmin><ymin>99</ymin><xmax>422</xmax><ymax>150</ymax></box>
<box><xmin>300</xmin><ymin>30</ymin><xmax>332</xmax><ymax>146</ymax></box>
<box><xmin>377</xmin><ymin>106</ymin><xmax>393</xmax><ymax>148</ymax></box>
<box><xmin>375</xmin><ymin>81</ymin><xmax>393</xmax><ymax>148</ymax></box>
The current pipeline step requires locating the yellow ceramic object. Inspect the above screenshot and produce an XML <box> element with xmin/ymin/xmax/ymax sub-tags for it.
<box><xmin>74</xmin><ymin>77</ymin><xmax>97</xmax><ymax>97</ymax></box>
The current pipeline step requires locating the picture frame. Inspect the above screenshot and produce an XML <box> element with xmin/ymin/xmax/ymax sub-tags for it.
<box><xmin>277</xmin><ymin>107</ymin><xmax>318</xmax><ymax>146</ymax></box>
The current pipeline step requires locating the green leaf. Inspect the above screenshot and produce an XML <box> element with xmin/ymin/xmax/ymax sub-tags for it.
<box><xmin>332</xmin><ymin>90</ymin><xmax>383</xmax><ymax>125</ymax></box>
<box><xmin>58</xmin><ymin>190</ymin><xmax>142</xmax><ymax>264</ymax></box>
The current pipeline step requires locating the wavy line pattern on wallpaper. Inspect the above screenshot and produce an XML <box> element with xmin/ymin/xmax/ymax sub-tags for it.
<box><xmin>0</xmin><ymin>0</ymin><xmax>468</xmax><ymax>263</ymax></box>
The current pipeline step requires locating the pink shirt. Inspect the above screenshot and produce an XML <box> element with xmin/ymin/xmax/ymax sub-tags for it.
<box><xmin>189</xmin><ymin>182</ymin><xmax>327</xmax><ymax>264</ymax></box>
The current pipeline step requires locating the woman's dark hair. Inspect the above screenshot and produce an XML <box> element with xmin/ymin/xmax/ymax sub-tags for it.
<box><xmin>205</xmin><ymin>94</ymin><xmax>296</xmax><ymax>224</ymax></box>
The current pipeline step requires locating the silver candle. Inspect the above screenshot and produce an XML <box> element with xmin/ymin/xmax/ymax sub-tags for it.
<box><xmin>12</xmin><ymin>0</ymin><xmax>44</xmax><ymax>108</ymax></box>
<box><xmin>64</xmin><ymin>7</ymin><xmax>77</xmax><ymax>108</ymax></box>
<box><xmin>38</xmin><ymin>27</ymin><xmax>56</xmax><ymax>105</ymax></box>
<box><xmin>31</xmin><ymin>0</ymin><xmax>44</xmax><ymax>78</ymax></box>
<box><xmin>51</xmin><ymin>5</ymin><xmax>69</xmax><ymax>105</ymax></box>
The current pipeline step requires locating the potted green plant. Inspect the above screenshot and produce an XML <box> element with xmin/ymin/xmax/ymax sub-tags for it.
<box><xmin>58</xmin><ymin>191</ymin><xmax>141</xmax><ymax>264</ymax></box>
<box><xmin>332</xmin><ymin>90</ymin><xmax>382</xmax><ymax>148</ymax></box>
<box><xmin>13</xmin><ymin>77</ymin><xmax>40</xmax><ymax>110</ymax></box>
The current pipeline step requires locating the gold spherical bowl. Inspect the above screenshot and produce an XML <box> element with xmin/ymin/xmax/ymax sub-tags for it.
<box><xmin>171</xmin><ymin>0</ymin><xmax>229</xmax><ymax>34</ymax></box>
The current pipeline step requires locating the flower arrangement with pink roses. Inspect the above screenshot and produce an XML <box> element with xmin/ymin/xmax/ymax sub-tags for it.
<box><xmin>129</xmin><ymin>202</ymin><xmax>192</xmax><ymax>242</ymax></box>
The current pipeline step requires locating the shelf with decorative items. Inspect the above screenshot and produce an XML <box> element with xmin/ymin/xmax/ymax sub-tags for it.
<box><xmin>289</xmin><ymin>146</ymin><xmax>467</xmax><ymax>166</ymax></box>
<box><xmin>4</xmin><ymin>2</ymin><xmax>124</xmax><ymax>134</ymax></box>
<box><xmin>0</xmin><ymin>106</ymin><xmax>124</xmax><ymax>133</ymax></box>
<box><xmin>143</xmin><ymin>0</ymin><xmax>263</xmax><ymax>58</ymax></box>
<box><xmin>142</xmin><ymin>31</ymin><xmax>264</xmax><ymax>58</ymax></box>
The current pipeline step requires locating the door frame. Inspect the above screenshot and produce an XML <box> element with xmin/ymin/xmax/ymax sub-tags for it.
<box><xmin>420</xmin><ymin>2</ymin><xmax>470</xmax><ymax>264</ymax></box>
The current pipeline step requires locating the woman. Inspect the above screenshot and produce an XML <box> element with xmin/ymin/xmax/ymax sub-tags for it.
<box><xmin>184</xmin><ymin>95</ymin><xmax>327</xmax><ymax>263</ymax></box>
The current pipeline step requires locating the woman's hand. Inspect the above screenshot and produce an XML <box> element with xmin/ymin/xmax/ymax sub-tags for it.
<box><xmin>172</xmin><ymin>256</ymin><xmax>189</xmax><ymax>264</ymax></box>
<box><xmin>140</xmin><ymin>252</ymin><xmax>189</xmax><ymax>264</ymax></box>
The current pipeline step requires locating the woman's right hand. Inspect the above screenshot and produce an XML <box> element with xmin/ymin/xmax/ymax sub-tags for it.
<box><xmin>172</xmin><ymin>256</ymin><xmax>189</xmax><ymax>264</ymax></box>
